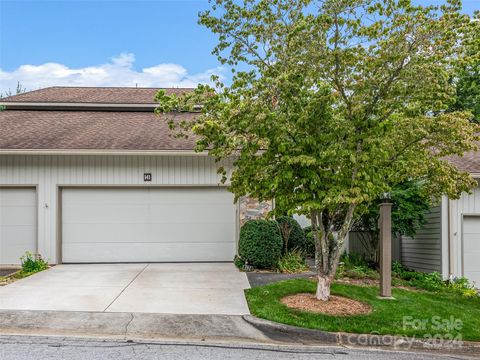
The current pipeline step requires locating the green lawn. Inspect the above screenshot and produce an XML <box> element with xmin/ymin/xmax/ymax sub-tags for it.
<box><xmin>245</xmin><ymin>278</ymin><xmax>480</xmax><ymax>341</ymax></box>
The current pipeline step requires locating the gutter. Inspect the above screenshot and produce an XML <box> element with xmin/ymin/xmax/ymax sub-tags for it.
<box><xmin>0</xmin><ymin>102</ymin><xmax>158</xmax><ymax>112</ymax></box>
<box><xmin>0</xmin><ymin>149</ymin><xmax>209</xmax><ymax>156</ymax></box>
<box><xmin>0</xmin><ymin>102</ymin><xmax>202</xmax><ymax>112</ymax></box>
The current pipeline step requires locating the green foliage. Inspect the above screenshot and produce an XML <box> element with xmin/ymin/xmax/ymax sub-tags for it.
<box><xmin>19</xmin><ymin>251</ymin><xmax>48</xmax><ymax>275</ymax></box>
<box><xmin>447</xmin><ymin>277</ymin><xmax>478</xmax><ymax>298</ymax></box>
<box><xmin>157</xmin><ymin>0</ymin><xmax>479</xmax><ymax>291</ymax></box>
<box><xmin>277</xmin><ymin>250</ymin><xmax>309</xmax><ymax>273</ymax></box>
<box><xmin>275</xmin><ymin>216</ymin><xmax>306</xmax><ymax>253</ymax></box>
<box><xmin>233</xmin><ymin>255</ymin><xmax>246</xmax><ymax>271</ymax></box>
<box><xmin>303</xmin><ymin>226</ymin><xmax>315</xmax><ymax>257</ymax></box>
<box><xmin>337</xmin><ymin>253</ymin><xmax>379</xmax><ymax>279</ymax></box>
<box><xmin>238</xmin><ymin>220</ymin><xmax>283</xmax><ymax>269</ymax></box>
<box><xmin>392</xmin><ymin>261</ymin><xmax>477</xmax><ymax>297</ymax></box>
<box><xmin>353</xmin><ymin>181</ymin><xmax>432</xmax><ymax>238</ymax></box>
<box><xmin>449</xmin><ymin>13</ymin><xmax>480</xmax><ymax>122</ymax></box>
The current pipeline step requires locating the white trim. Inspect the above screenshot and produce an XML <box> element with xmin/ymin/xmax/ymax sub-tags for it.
<box><xmin>441</xmin><ymin>195</ymin><xmax>449</xmax><ymax>278</ymax></box>
<box><xmin>0</xmin><ymin>149</ymin><xmax>207</xmax><ymax>156</ymax></box>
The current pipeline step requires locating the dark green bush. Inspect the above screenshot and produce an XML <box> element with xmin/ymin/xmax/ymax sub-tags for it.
<box><xmin>238</xmin><ymin>220</ymin><xmax>283</xmax><ymax>269</ymax></box>
<box><xmin>276</xmin><ymin>216</ymin><xmax>306</xmax><ymax>253</ymax></box>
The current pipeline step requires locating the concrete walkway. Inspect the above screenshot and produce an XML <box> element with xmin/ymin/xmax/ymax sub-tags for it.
<box><xmin>0</xmin><ymin>263</ymin><xmax>250</xmax><ymax>315</ymax></box>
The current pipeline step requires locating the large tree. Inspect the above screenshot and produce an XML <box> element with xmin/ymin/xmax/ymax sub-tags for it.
<box><xmin>156</xmin><ymin>0</ymin><xmax>478</xmax><ymax>300</ymax></box>
<box><xmin>449</xmin><ymin>11</ymin><xmax>480</xmax><ymax>122</ymax></box>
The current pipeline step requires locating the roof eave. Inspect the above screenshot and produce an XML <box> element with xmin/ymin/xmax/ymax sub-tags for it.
<box><xmin>0</xmin><ymin>102</ymin><xmax>158</xmax><ymax>112</ymax></box>
<box><xmin>0</xmin><ymin>149</ymin><xmax>207</xmax><ymax>156</ymax></box>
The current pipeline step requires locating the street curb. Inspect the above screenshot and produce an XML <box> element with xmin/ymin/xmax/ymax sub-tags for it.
<box><xmin>242</xmin><ymin>315</ymin><xmax>480</xmax><ymax>356</ymax></box>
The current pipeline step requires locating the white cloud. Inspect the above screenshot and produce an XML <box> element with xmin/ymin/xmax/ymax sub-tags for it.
<box><xmin>0</xmin><ymin>53</ymin><xmax>224</xmax><ymax>94</ymax></box>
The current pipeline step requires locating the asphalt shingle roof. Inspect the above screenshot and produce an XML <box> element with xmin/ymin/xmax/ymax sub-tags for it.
<box><xmin>0</xmin><ymin>110</ymin><xmax>196</xmax><ymax>150</ymax></box>
<box><xmin>1</xmin><ymin>86</ymin><xmax>191</xmax><ymax>104</ymax></box>
<box><xmin>0</xmin><ymin>87</ymin><xmax>197</xmax><ymax>151</ymax></box>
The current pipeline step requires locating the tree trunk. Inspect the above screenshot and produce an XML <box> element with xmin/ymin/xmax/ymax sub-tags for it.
<box><xmin>311</xmin><ymin>205</ymin><xmax>356</xmax><ymax>302</ymax></box>
<box><xmin>316</xmin><ymin>275</ymin><xmax>332</xmax><ymax>301</ymax></box>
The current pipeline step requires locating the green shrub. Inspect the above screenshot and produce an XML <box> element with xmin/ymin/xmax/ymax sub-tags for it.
<box><xmin>233</xmin><ymin>255</ymin><xmax>245</xmax><ymax>270</ymax></box>
<box><xmin>277</xmin><ymin>250</ymin><xmax>309</xmax><ymax>273</ymax></box>
<box><xmin>392</xmin><ymin>262</ymin><xmax>478</xmax><ymax>297</ymax></box>
<box><xmin>238</xmin><ymin>220</ymin><xmax>283</xmax><ymax>269</ymax></box>
<box><xmin>20</xmin><ymin>251</ymin><xmax>48</xmax><ymax>275</ymax></box>
<box><xmin>336</xmin><ymin>252</ymin><xmax>379</xmax><ymax>279</ymax></box>
<box><xmin>276</xmin><ymin>216</ymin><xmax>306</xmax><ymax>253</ymax></box>
<box><xmin>447</xmin><ymin>277</ymin><xmax>478</xmax><ymax>297</ymax></box>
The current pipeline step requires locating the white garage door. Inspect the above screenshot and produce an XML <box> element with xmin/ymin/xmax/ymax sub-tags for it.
<box><xmin>0</xmin><ymin>188</ymin><xmax>37</xmax><ymax>265</ymax></box>
<box><xmin>463</xmin><ymin>216</ymin><xmax>480</xmax><ymax>287</ymax></box>
<box><xmin>62</xmin><ymin>187</ymin><xmax>236</xmax><ymax>263</ymax></box>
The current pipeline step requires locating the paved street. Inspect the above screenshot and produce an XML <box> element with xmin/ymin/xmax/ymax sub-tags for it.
<box><xmin>0</xmin><ymin>336</ymin><xmax>473</xmax><ymax>360</ymax></box>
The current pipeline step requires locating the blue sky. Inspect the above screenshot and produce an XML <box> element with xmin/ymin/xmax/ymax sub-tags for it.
<box><xmin>0</xmin><ymin>0</ymin><xmax>478</xmax><ymax>93</ymax></box>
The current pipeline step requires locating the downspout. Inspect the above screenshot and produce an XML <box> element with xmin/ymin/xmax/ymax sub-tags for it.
<box><xmin>448</xmin><ymin>198</ymin><xmax>455</xmax><ymax>279</ymax></box>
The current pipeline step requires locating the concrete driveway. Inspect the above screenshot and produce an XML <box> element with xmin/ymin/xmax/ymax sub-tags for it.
<box><xmin>0</xmin><ymin>263</ymin><xmax>250</xmax><ymax>315</ymax></box>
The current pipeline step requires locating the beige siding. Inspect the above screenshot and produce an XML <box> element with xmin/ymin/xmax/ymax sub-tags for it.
<box><xmin>0</xmin><ymin>154</ymin><xmax>232</xmax><ymax>264</ymax></box>
<box><xmin>348</xmin><ymin>231</ymin><xmax>401</xmax><ymax>262</ymax></box>
<box><xmin>449</xmin><ymin>185</ymin><xmax>480</xmax><ymax>279</ymax></box>
<box><xmin>401</xmin><ymin>205</ymin><xmax>442</xmax><ymax>273</ymax></box>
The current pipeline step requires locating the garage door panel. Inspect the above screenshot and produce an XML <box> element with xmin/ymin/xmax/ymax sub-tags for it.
<box><xmin>63</xmin><ymin>188</ymin><xmax>149</xmax><ymax>204</ymax></box>
<box><xmin>0</xmin><ymin>188</ymin><xmax>36</xmax><ymax>265</ymax></box>
<box><xmin>463</xmin><ymin>218</ymin><xmax>480</xmax><ymax>234</ymax></box>
<box><xmin>62</xmin><ymin>188</ymin><xmax>236</xmax><ymax>263</ymax></box>
<box><xmin>64</xmin><ymin>204</ymin><xmax>149</xmax><ymax>224</ymax></box>
<box><xmin>0</xmin><ymin>189</ymin><xmax>36</xmax><ymax>205</ymax></box>
<box><xmin>463</xmin><ymin>253</ymin><xmax>480</xmax><ymax>271</ymax></box>
<box><xmin>463</xmin><ymin>234</ymin><xmax>480</xmax><ymax>252</ymax></box>
<box><xmin>146</xmin><ymin>223</ymin><xmax>235</xmax><ymax>243</ymax></box>
<box><xmin>0</xmin><ymin>207</ymin><xmax>36</xmax><ymax>225</ymax></box>
<box><xmin>147</xmin><ymin>188</ymin><xmax>230</xmax><ymax>204</ymax></box>
<box><xmin>149</xmin><ymin>204</ymin><xmax>235</xmax><ymax>223</ymax></box>
<box><xmin>63</xmin><ymin>223</ymin><xmax>150</xmax><ymax>244</ymax></box>
<box><xmin>63</xmin><ymin>242</ymin><xmax>236</xmax><ymax>263</ymax></box>
<box><xmin>463</xmin><ymin>217</ymin><xmax>480</xmax><ymax>287</ymax></box>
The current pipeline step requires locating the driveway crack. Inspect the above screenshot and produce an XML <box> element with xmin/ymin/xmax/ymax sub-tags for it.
<box><xmin>124</xmin><ymin>313</ymin><xmax>135</xmax><ymax>339</ymax></box>
<box><xmin>103</xmin><ymin>264</ymin><xmax>149</xmax><ymax>312</ymax></box>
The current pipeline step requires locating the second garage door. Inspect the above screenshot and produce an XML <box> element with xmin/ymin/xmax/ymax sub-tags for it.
<box><xmin>62</xmin><ymin>187</ymin><xmax>236</xmax><ymax>263</ymax></box>
<box><xmin>463</xmin><ymin>216</ymin><xmax>480</xmax><ymax>287</ymax></box>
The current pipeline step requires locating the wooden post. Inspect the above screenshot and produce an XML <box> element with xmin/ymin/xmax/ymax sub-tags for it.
<box><xmin>379</xmin><ymin>202</ymin><xmax>393</xmax><ymax>298</ymax></box>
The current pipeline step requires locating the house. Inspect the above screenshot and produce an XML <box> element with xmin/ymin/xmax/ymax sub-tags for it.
<box><xmin>400</xmin><ymin>154</ymin><xmax>480</xmax><ymax>286</ymax></box>
<box><xmin>0</xmin><ymin>87</ymin><xmax>270</xmax><ymax>265</ymax></box>
<box><xmin>1</xmin><ymin>86</ymin><xmax>478</xmax><ymax>287</ymax></box>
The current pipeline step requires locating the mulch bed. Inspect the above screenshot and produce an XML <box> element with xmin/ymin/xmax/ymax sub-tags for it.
<box><xmin>281</xmin><ymin>293</ymin><xmax>372</xmax><ymax>316</ymax></box>
<box><xmin>335</xmin><ymin>277</ymin><xmax>378</xmax><ymax>286</ymax></box>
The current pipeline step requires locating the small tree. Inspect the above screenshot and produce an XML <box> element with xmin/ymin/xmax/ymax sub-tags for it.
<box><xmin>156</xmin><ymin>0</ymin><xmax>478</xmax><ymax>300</ymax></box>
<box><xmin>351</xmin><ymin>181</ymin><xmax>432</xmax><ymax>264</ymax></box>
